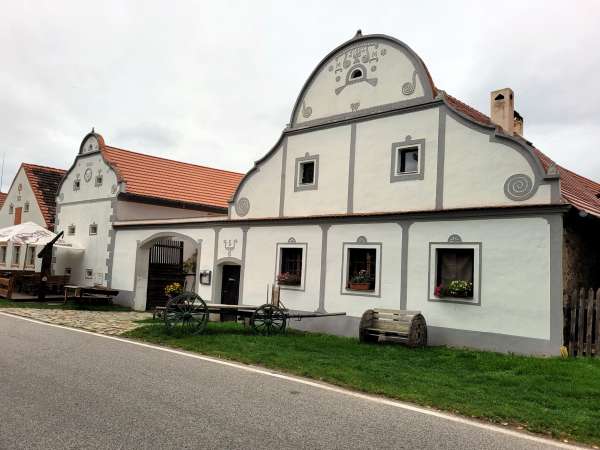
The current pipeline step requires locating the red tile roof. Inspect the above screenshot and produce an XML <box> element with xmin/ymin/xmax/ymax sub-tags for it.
<box><xmin>22</xmin><ymin>163</ymin><xmax>67</xmax><ymax>228</ymax></box>
<box><xmin>101</xmin><ymin>146</ymin><xmax>244</xmax><ymax>210</ymax></box>
<box><xmin>0</xmin><ymin>192</ymin><xmax>7</xmax><ymax>208</ymax></box>
<box><xmin>443</xmin><ymin>93</ymin><xmax>600</xmax><ymax>218</ymax></box>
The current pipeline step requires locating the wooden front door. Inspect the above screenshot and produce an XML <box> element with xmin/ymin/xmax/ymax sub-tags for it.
<box><xmin>220</xmin><ymin>265</ymin><xmax>240</xmax><ymax>321</ymax></box>
<box><xmin>14</xmin><ymin>207</ymin><xmax>22</xmax><ymax>225</ymax></box>
<box><xmin>146</xmin><ymin>240</ymin><xmax>184</xmax><ymax>311</ymax></box>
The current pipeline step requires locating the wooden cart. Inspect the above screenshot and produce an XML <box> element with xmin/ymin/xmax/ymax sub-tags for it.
<box><xmin>162</xmin><ymin>292</ymin><xmax>345</xmax><ymax>335</ymax></box>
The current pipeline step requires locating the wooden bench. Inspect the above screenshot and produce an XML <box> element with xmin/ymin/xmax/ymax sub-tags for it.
<box><xmin>359</xmin><ymin>309</ymin><xmax>427</xmax><ymax>347</ymax></box>
<box><xmin>0</xmin><ymin>276</ymin><xmax>14</xmax><ymax>299</ymax></box>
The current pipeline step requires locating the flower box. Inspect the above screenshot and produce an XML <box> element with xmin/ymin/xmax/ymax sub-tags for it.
<box><xmin>277</xmin><ymin>272</ymin><xmax>301</xmax><ymax>286</ymax></box>
<box><xmin>278</xmin><ymin>279</ymin><xmax>301</xmax><ymax>286</ymax></box>
<box><xmin>348</xmin><ymin>282</ymin><xmax>371</xmax><ymax>291</ymax></box>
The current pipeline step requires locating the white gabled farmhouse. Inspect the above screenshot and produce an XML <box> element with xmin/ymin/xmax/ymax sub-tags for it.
<box><xmin>109</xmin><ymin>32</ymin><xmax>600</xmax><ymax>355</ymax></box>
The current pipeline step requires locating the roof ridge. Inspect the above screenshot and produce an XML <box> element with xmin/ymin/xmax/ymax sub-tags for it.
<box><xmin>21</xmin><ymin>162</ymin><xmax>67</xmax><ymax>174</ymax></box>
<box><xmin>103</xmin><ymin>145</ymin><xmax>244</xmax><ymax>177</ymax></box>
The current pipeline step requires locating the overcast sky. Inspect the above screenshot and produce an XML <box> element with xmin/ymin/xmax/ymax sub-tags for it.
<box><xmin>1</xmin><ymin>1</ymin><xmax>599</xmax><ymax>191</ymax></box>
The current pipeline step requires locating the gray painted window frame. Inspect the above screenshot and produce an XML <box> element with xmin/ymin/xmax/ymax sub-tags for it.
<box><xmin>89</xmin><ymin>223</ymin><xmax>98</xmax><ymax>236</ymax></box>
<box><xmin>294</xmin><ymin>153</ymin><xmax>319</xmax><ymax>192</ymax></box>
<box><xmin>390</xmin><ymin>137</ymin><xmax>425</xmax><ymax>182</ymax></box>
<box><xmin>64</xmin><ymin>267</ymin><xmax>72</xmax><ymax>276</ymax></box>
<box><xmin>428</xmin><ymin>241</ymin><xmax>482</xmax><ymax>305</ymax></box>
<box><xmin>340</xmin><ymin>242</ymin><xmax>382</xmax><ymax>297</ymax></box>
<box><xmin>24</xmin><ymin>202</ymin><xmax>30</xmax><ymax>213</ymax></box>
<box><xmin>274</xmin><ymin>242</ymin><xmax>308</xmax><ymax>291</ymax></box>
<box><xmin>67</xmin><ymin>225</ymin><xmax>76</xmax><ymax>236</ymax></box>
<box><xmin>85</xmin><ymin>268</ymin><xmax>93</xmax><ymax>279</ymax></box>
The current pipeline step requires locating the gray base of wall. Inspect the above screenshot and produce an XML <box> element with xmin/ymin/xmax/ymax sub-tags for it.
<box><xmin>288</xmin><ymin>313</ymin><xmax>559</xmax><ymax>356</ymax></box>
<box><xmin>113</xmin><ymin>290</ymin><xmax>135</xmax><ymax>309</ymax></box>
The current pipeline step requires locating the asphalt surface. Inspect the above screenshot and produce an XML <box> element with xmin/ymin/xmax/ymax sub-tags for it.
<box><xmin>0</xmin><ymin>313</ymin><xmax>579</xmax><ymax>450</ymax></box>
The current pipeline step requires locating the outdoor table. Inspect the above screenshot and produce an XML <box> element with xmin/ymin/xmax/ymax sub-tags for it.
<box><xmin>64</xmin><ymin>285</ymin><xmax>120</xmax><ymax>305</ymax></box>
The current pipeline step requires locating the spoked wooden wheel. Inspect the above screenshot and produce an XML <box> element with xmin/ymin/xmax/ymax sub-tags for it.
<box><xmin>251</xmin><ymin>304</ymin><xmax>287</xmax><ymax>335</ymax></box>
<box><xmin>164</xmin><ymin>292</ymin><xmax>209</xmax><ymax>334</ymax></box>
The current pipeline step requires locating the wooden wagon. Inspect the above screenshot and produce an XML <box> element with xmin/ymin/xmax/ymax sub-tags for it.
<box><xmin>161</xmin><ymin>292</ymin><xmax>345</xmax><ymax>335</ymax></box>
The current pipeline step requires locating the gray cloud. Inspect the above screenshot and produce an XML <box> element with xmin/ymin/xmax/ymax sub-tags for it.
<box><xmin>0</xmin><ymin>0</ymin><xmax>598</xmax><ymax>191</ymax></box>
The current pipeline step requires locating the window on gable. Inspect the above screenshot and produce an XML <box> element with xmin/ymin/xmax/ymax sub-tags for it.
<box><xmin>85</xmin><ymin>269</ymin><xmax>93</xmax><ymax>279</ymax></box>
<box><xmin>350</xmin><ymin>68</ymin><xmax>363</xmax><ymax>79</ymax></box>
<box><xmin>89</xmin><ymin>224</ymin><xmax>98</xmax><ymax>235</ymax></box>
<box><xmin>68</xmin><ymin>225</ymin><xmax>76</xmax><ymax>236</ymax></box>
<box><xmin>277</xmin><ymin>247</ymin><xmax>303</xmax><ymax>286</ymax></box>
<box><xmin>95</xmin><ymin>174</ymin><xmax>103</xmax><ymax>187</ymax></box>
<box><xmin>8</xmin><ymin>204</ymin><xmax>13</xmax><ymax>215</ymax></box>
<box><xmin>73</xmin><ymin>179</ymin><xmax>81</xmax><ymax>191</ymax></box>
<box><xmin>300</xmin><ymin>161</ymin><xmax>315</xmax><ymax>185</ymax></box>
<box><xmin>64</xmin><ymin>267</ymin><xmax>72</xmax><ymax>276</ymax></box>
<box><xmin>347</xmin><ymin>248</ymin><xmax>376</xmax><ymax>291</ymax></box>
<box><xmin>435</xmin><ymin>248</ymin><xmax>474</xmax><ymax>299</ymax></box>
<box><xmin>398</xmin><ymin>147</ymin><xmax>419</xmax><ymax>174</ymax></box>
<box><xmin>24</xmin><ymin>202</ymin><xmax>30</xmax><ymax>213</ymax></box>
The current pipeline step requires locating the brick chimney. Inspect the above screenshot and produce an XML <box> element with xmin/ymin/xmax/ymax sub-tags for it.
<box><xmin>490</xmin><ymin>88</ymin><xmax>514</xmax><ymax>134</ymax></box>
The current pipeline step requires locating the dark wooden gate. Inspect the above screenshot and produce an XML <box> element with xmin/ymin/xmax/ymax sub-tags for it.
<box><xmin>146</xmin><ymin>240</ymin><xmax>184</xmax><ymax>310</ymax></box>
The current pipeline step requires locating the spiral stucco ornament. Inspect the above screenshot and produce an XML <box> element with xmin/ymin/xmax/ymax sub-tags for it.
<box><xmin>503</xmin><ymin>174</ymin><xmax>536</xmax><ymax>201</ymax></box>
<box><xmin>235</xmin><ymin>197</ymin><xmax>250</xmax><ymax>217</ymax></box>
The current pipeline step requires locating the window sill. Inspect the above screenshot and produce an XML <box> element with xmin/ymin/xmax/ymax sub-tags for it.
<box><xmin>429</xmin><ymin>296</ymin><xmax>479</xmax><ymax>305</ymax></box>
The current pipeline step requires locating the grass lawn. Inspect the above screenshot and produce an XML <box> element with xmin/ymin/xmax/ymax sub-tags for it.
<box><xmin>0</xmin><ymin>298</ymin><xmax>131</xmax><ymax>311</ymax></box>
<box><xmin>126</xmin><ymin>321</ymin><xmax>600</xmax><ymax>446</ymax></box>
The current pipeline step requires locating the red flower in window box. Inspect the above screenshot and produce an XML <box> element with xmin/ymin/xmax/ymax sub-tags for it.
<box><xmin>277</xmin><ymin>272</ymin><xmax>301</xmax><ymax>286</ymax></box>
<box><xmin>348</xmin><ymin>270</ymin><xmax>372</xmax><ymax>291</ymax></box>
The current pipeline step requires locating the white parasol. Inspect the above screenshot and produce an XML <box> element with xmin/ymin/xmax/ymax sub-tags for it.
<box><xmin>0</xmin><ymin>222</ymin><xmax>83</xmax><ymax>250</ymax></box>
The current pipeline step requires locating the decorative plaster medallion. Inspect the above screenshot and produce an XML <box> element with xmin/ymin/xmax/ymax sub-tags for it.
<box><xmin>288</xmin><ymin>237</ymin><xmax>296</xmax><ymax>243</ymax></box>
<box><xmin>356</xmin><ymin>236</ymin><xmax>368</xmax><ymax>244</ymax></box>
<box><xmin>350</xmin><ymin>102</ymin><xmax>360</xmax><ymax>112</ymax></box>
<box><xmin>504</xmin><ymin>174</ymin><xmax>535</xmax><ymax>201</ymax></box>
<box><xmin>330</xmin><ymin>41</ymin><xmax>384</xmax><ymax>96</ymax></box>
<box><xmin>235</xmin><ymin>197</ymin><xmax>250</xmax><ymax>217</ymax></box>
<box><xmin>448</xmin><ymin>234</ymin><xmax>462</xmax><ymax>243</ymax></box>
<box><xmin>224</xmin><ymin>239</ymin><xmax>238</xmax><ymax>257</ymax></box>
<box><xmin>84</xmin><ymin>168</ymin><xmax>93</xmax><ymax>182</ymax></box>
<box><xmin>401</xmin><ymin>70</ymin><xmax>417</xmax><ymax>96</ymax></box>
<box><xmin>301</xmin><ymin>101</ymin><xmax>313</xmax><ymax>118</ymax></box>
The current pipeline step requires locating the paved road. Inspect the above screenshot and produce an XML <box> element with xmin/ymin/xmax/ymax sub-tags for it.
<box><xmin>0</xmin><ymin>313</ymin><xmax>578</xmax><ymax>450</ymax></box>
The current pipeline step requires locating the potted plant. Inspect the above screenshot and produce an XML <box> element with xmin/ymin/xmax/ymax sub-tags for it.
<box><xmin>164</xmin><ymin>282</ymin><xmax>183</xmax><ymax>299</ymax></box>
<box><xmin>348</xmin><ymin>270</ymin><xmax>372</xmax><ymax>291</ymax></box>
<box><xmin>277</xmin><ymin>272</ymin><xmax>301</xmax><ymax>286</ymax></box>
<box><xmin>435</xmin><ymin>280</ymin><xmax>473</xmax><ymax>298</ymax></box>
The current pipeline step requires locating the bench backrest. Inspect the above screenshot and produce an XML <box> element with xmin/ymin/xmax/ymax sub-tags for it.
<box><xmin>370</xmin><ymin>308</ymin><xmax>422</xmax><ymax>333</ymax></box>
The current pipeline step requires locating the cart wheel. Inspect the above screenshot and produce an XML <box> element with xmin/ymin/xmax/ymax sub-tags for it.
<box><xmin>164</xmin><ymin>292</ymin><xmax>208</xmax><ymax>334</ymax></box>
<box><xmin>251</xmin><ymin>304</ymin><xmax>286</xmax><ymax>335</ymax></box>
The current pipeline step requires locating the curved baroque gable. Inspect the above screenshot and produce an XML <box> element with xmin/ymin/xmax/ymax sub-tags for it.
<box><xmin>290</xmin><ymin>33</ymin><xmax>435</xmax><ymax>127</ymax></box>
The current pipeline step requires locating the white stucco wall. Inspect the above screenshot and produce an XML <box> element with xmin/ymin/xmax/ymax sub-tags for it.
<box><xmin>407</xmin><ymin>217</ymin><xmax>551</xmax><ymax>340</ymax></box>
<box><xmin>115</xmin><ymin>200</ymin><xmax>221</xmax><ymax>221</ymax></box>
<box><xmin>353</xmin><ymin>109</ymin><xmax>439</xmax><ymax>213</ymax></box>
<box><xmin>442</xmin><ymin>114</ymin><xmax>551</xmax><ymax>208</ymax></box>
<box><xmin>0</xmin><ymin>167</ymin><xmax>47</xmax><ymax>229</ymax></box>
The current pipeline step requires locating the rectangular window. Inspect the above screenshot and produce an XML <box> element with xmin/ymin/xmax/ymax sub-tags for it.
<box><xmin>347</xmin><ymin>248</ymin><xmax>377</xmax><ymax>291</ymax></box>
<box><xmin>89</xmin><ymin>224</ymin><xmax>98</xmax><ymax>235</ymax></box>
<box><xmin>277</xmin><ymin>247</ymin><xmax>303</xmax><ymax>286</ymax></box>
<box><xmin>26</xmin><ymin>247</ymin><xmax>36</xmax><ymax>267</ymax></box>
<box><xmin>0</xmin><ymin>246</ymin><xmax>6</xmax><ymax>264</ymax></box>
<box><xmin>64</xmin><ymin>268</ymin><xmax>72</xmax><ymax>276</ymax></box>
<box><xmin>398</xmin><ymin>147</ymin><xmax>419</xmax><ymax>174</ymax></box>
<box><xmin>73</xmin><ymin>179</ymin><xmax>81</xmax><ymax>191</ymax></box>
<box><xmin>429</xmin><ymin>242</ymin><xmax>481</xmax><ymax>304</ymax></box>
<box><xmin>435</xmin><ymin>248</ymin><xmax>474</xmax><ymax>290</ymax></box>
<box><xmin>85</xmin><ymin>269</ymin><xmax>93</xmax><ymax>279</ymax></box>
<box><xmin>24</xmin><ymin>202</ymin><xmax>30</xmax><ymax>213</ymax></box>
<box><xmin>68</xmin><ymin>225</ymin><xmax>76</xmax><ymax>235</ymax></box>
<box><xmin>12</xmin><ymin>246</ymin><xmax>21</xmax><ymax>266</ymax></box>
<box><xmin>300</xmin><ymin>161</ymin><xmax>315</xmax><ymax>185</ymax></box>
<box><xmin>95</xmin><ymin>175</ymin><xmax>103</xmax><ymax>187</ymax></box>
<box><xmin>8</xmin><ymin>204</ymin><xmax>13</xmax><ymax>215</ymax></box>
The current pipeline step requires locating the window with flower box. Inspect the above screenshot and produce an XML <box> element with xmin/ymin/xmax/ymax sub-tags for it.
<box><xmin>341</xmin><ymin>240</ymin><xmax>381</xmax><ymax>297</ymax></box>
<box><xmin>429</xmin><ymin>241</ymin><xmax>481</xmax><ymax>305</ymax></box>
<box><xmin>275</xmin><ymin>243</ymin><xmax>307</xmax><ymax>290</ymax></box>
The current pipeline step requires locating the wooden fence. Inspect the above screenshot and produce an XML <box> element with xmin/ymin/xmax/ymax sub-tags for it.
<box><xmin>563</xmin><ymin>288</ymin><xmax>600</xmax><ymax>357</ymax></box>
